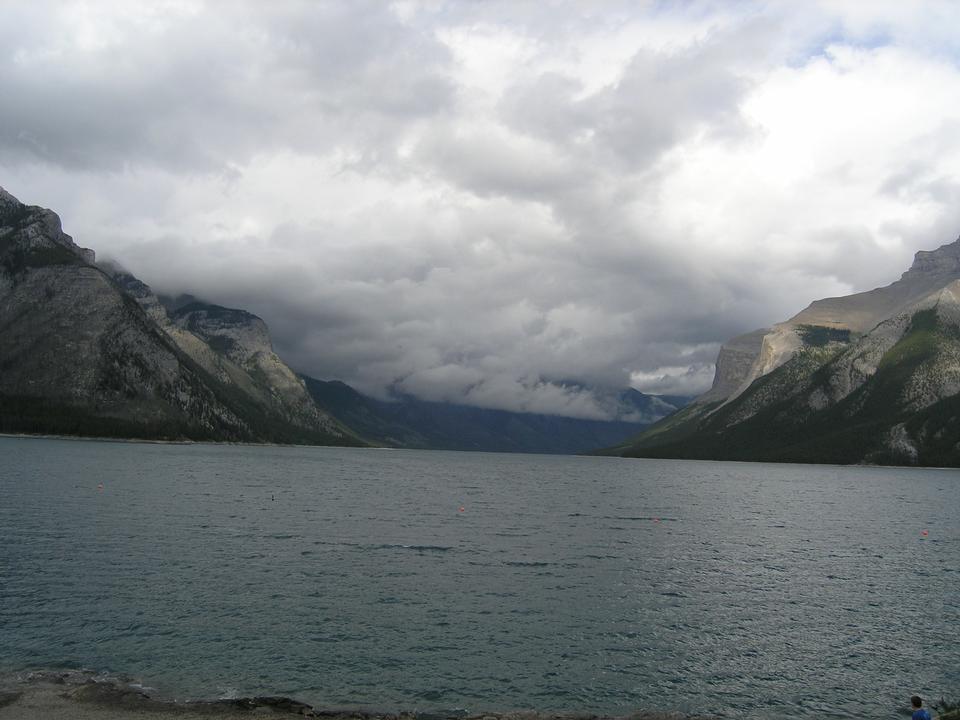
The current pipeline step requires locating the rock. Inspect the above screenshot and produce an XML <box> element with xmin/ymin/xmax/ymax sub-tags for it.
<box><xmin>622</xmin><ymin>234</ymin><xmax>960</xmax><ymax>465</ymax></box>
<box><xmin>0</xmin><ymin>691</ymin><xmax>22</xmax><ymax>710</ymax></box>
<box><xmin>702</xmin><ymin>236</ymin><xmax>960</xmax><ymax>410</ymax></box>
<box><xmin>0</xmin><ymin>188</ymin><xmax>356</xmax><ymax>447</ymax></box>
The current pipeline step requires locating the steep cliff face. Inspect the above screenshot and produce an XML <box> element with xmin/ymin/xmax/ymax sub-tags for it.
<box><xmin>103</xmin><ymin>271</ymin><xmax>244</xmax><ymax>392</ymax></box>
<box><xmin>699</xmin><ymin>329</ymin><xmax>767</xmax><ymax>403</ymax></box>
<box><xmin>102</xmin><ymin>263</ymin><xmax>340</xmax><ymax>437</ymax></box>
<box><xmin>0</xmin><ymin>191</ymin><xmax>249</xmax><ymax>438</ymax></box>
<box><xmin>617</xmin><ymin>237</ymin><xmax>960</xmax><ymax>466</ymax></box>
<box><xmin>706</xmin><ymin>238</ymin><xmax>960</xmax><ymax>409</ymax></box>
<box><xmin>907</xmin><ymin>241</ymin><xmax>960</xmax><ymax>276</ymax></box>
<box><xmin>0</xmin><ymin>187</ymin><xmax>355</xmax><ymax>445</ymax></box>
<box><xmin>167</xmin><ymin>301</ymin><xmax>339</xmax><ymax>435</ymax></box>
<box><xmin>0</xmin><ymin>188</ymin><xmax>95</xmax><ymax>271</ymax></box>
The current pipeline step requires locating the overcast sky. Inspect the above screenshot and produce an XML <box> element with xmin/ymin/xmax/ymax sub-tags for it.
<box><xmin>3</xmin><ymin>1</ymin><xmax>960</xmax><ymax>419</ymax></box>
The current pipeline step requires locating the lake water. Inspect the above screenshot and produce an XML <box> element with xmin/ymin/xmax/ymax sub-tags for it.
<box><xmin>1</xmin><ymin>436</ymin><xmax>957</xmax><ymax>718</ymax></box>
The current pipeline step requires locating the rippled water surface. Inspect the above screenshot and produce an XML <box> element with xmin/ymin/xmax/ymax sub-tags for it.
<box><xmin>1</xmin><ymin>436</ymin><xmax>958</xmax><ymax>718</ymax></box>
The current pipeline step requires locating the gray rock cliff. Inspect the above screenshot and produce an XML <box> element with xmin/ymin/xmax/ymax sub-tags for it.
<box><xmin>167</xmin><ymin>301</ymin><xmax>339</xmax><ymax>434</ymax></box>
<box><xmin>0</xmin><ymin>187</ymin><xmax>354</xmax><ymax>445</ymax></box>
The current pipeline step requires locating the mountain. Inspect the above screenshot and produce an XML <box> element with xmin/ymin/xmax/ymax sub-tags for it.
<box><xmin>303</xmin><ymin>377</ymin><xmax>688</xmax><ymax>454</ymax></box>
<box><xmin>0</xmin><ymin>187</ymin><xmax>358</xmax><ymax>446</ymax></box>
<box><xmin>611</xmin><ymin>237</ymin><xmax>960</xmax><ymax>466</ymax></box>
<box><xmin>0</xmin><ymin>186</ymin><xmax>685</xmax><ymax>452</ymax></box>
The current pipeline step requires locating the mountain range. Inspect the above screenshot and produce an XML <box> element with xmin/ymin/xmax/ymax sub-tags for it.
<box><xmin>7</xmin><ymin>186</ymin><xmax>958</xmax><ymax>465</ymax></box>
<box><xmin>0</xmin><ymin>187</ymin><xmax>682</xmax><ymax>453</ymax></box>
<box><xmin>609</xmin><ymin>237</ymin><xmax>960</xmax><ymax>466</ymax></box>
<box><xmin>303</xmin><ymin>378</ymin><xmax>686</xmax><ymax>454</ymax></box>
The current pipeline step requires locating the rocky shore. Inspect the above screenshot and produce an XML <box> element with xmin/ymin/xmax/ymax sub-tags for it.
<box><xmin>0</xmin><ymin>671</ymin><xmax>708</xmax><ymax>720</ymax></box>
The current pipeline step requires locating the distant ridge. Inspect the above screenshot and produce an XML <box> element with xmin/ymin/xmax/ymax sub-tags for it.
<box><xmin>303</xmin><ymin>377</ymin><xmax>688</xmax><ymax>454</ymax></box>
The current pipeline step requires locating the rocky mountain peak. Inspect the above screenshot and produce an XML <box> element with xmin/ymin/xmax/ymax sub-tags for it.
<box><xmin>1</xmin><ymin>189</ymin><xmax>349</xmax><ymax>446</ymax></box>
<box><xmin>100</xmin><ymin>261</ymin><xmax>172</xmax><ymax>326</ymax></box>
<box><xmin>694</xmin><ymin>232</ymin><xmax>960</xmax><ymax>416</ymax></box>
<box><xmin>904</xmin><ymin>237</ymin><xmax>960</xmax><ymax>277</ymax></box>
<box><xmin>168</xmin><ymin>301</ymin><xmax>276</xmax><ymax>372</ymax></box>
<box><xmin>0</xmin><ymin>186</ymin><xmax>20</xmax><ymax>213</ymax></box>
<box><xmin>0</xmin><ymin>187</ymin><xmax>95</xmax><ymax>266</ymax></box>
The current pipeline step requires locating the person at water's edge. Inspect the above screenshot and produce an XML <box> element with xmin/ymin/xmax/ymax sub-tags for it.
<box><xmin>911</xmin><ymin>695</ymin><xmax>932</xmax><ymax>720</ymax></box>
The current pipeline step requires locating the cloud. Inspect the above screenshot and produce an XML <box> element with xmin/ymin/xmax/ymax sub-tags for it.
<box><xmin>4</xmin><ymin>1</ymin><xmax>960</xmax><ymax>418</ymax></box>
<box><xmin>0</xmin><ymin>2</ymin><xmax>452</xmax><ymax>171</ymax></box>
<box><xmin>630</xmin><ymin>363</ymin><xmax>719</xmax><ymax>398</ymax></box>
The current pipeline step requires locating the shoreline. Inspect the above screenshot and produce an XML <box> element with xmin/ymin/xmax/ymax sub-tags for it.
<box><xmin>4</xmin><ymin>430</ymin><xmax>959</xmax><ymax>469</ymax></box>
<box><xmin>0</xmin><ymin>431</ymin><xmax>389</xmax><ymax>451</ymax></box>
<box><xmin>0</xmin><ymin>670</ymin><xmax>707</xmax><ymax>720</ymax></box>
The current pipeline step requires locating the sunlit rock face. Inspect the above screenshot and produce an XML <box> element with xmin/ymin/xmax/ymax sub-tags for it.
<box><xmin>623</xmin><ymin>236</ymin><xmax>960</xmax><ymax>466</ymax></box>
<box><xmin>101</xmin><ymin>264</ymin><xmax>341</xmax><ymax>438</ymax></box>
<box><xmin>167</xmin><ymin>301</ymin><xmax>339</xmax><ymax>434</ymax></box>
<box><xmin>705</xmin><ymin>236</ymin><xmax>960</xmax><ymax>408</ymax></box>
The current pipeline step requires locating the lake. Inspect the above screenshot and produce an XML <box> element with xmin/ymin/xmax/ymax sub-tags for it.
<box><xmin>0</xmin><ymin>436</ymin><xmax>957</xmax><ymax>718</ymax></box>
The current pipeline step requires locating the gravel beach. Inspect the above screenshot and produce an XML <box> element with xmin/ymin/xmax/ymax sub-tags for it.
<box><xmin>0</xmin><ymin>671</ymin><xmax>706</xmax><ymax>720</ymax></box>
